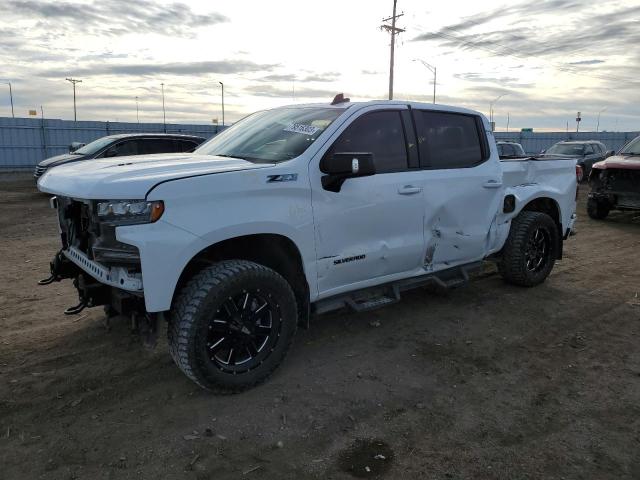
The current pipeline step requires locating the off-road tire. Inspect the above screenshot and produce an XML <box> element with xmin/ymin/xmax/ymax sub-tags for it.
<box><xmin>168</xmin><ymin>260</ymin><xmax>298</xmax><ymax>392</ymax></box>
<box><xmin>498</xmin><ymin>211</ymin><xmax>558</xmax><ymax>287</ymax></box>
<box><xmin>587</xmin><ymin>197</ymin><xmax>610</xmax><ymax>220</ymax></box>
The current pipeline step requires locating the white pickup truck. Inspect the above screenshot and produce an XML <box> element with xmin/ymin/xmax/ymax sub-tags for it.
<box><xmin>38</xmin><ymin>97</ymin><xmax>578</xmax><ymax>392</ymax></box>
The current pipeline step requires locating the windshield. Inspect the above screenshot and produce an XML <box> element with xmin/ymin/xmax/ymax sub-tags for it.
<box><xmin>546</xmin><ymin>143</ymin><xmax>585</xmax><ymax>156</ymax></box>
<box><xmin>620</xmin><ymin>136</ymin><xmax>640</xmax><ymax>155</ymax></box>
<box><xmin>195</xmin><ymin>107</ymin><xmax>345</xmax><ymax>163</ymax></box>
<box><xmin>74</xmin><ymin>137</ymin><xmax>116</xmax><ymax>155</ymax></box>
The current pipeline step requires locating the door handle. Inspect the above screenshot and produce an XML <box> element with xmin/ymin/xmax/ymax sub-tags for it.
<box><xmin>398</xmin><ymin>185</ymin><xmax>422</xmax><ymax>195</ymax></box>
<box><xmin>483</xmin><ymin>180</ymin><xmax>503</xmax><ymax>188</ymax></box>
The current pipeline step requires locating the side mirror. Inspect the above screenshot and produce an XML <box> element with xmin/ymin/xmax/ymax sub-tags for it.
<box><xmin>69</xmin><ymin>141</ymin><xmax>85</xmax><ymax>153</ymax></box>
<box><xmin>320</xmin><ymin>152</ymin><xmax>375</xmax><ymax>192</ymax></box>
<box><xmin>607</xmin><ymin>150</ymin><xmax>615</xmax><ymax>157</ymax></box>
<box><xmin>540</xmin><ymin>149</ymin><xmax>546</xmax><ymax>154</ymax></box>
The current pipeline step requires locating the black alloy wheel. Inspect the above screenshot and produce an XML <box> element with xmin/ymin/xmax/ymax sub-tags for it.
<box><xmin>168</xmin><ymin>260</ymin><xmax>298</xmax><ymax>392</ymax></box>
<box><xmin>524</xmin><ymin>227</ymin><xmax>550</xmax><ymax>273</ymax></box>
<box><xmin>206</xmin><ymin>289</ymin><xmax>281</xmax><ymax>373</ymax></box>
<box><xmin>498</xmin><ymin>211</ymin><xmax>558</xmax><ymax>287</ymax></box>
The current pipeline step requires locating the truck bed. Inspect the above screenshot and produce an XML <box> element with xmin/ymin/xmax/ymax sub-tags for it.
<box><xmin>500</xmin><ymin>156</ymin><xmax>577</xmax><ymax>188</ymax></box>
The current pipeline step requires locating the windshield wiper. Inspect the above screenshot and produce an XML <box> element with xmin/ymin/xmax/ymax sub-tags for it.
<box><xmin>620</xmin><ymin>152</ymin><xmax>640</xmax><ymax>156</ymax></box>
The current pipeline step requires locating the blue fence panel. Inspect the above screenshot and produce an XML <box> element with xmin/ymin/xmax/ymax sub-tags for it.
<box><xmin>494</xmin><ymin>131</ymin><xmax>639</xmax><ymax>155</ymax></box>
<box><xmin>0</xmin><ymin>116</ymin><xmax>225</xmax><ymax>170</ymax></box>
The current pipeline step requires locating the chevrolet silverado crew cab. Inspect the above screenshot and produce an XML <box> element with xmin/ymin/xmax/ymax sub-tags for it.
<box><xmin>37</xmin><ymin>96</ymin><xmax>578</xmax><ymax>392</ymax></box>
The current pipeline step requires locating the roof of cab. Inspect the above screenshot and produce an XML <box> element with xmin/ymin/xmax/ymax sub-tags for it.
<box><xmin>99</xmin><ymin>133</ymin><xmax>206</xmax><ymax>141</ymax></box>
<box><xmin>282</xmin><ymin>99</ymin><xmax>484</xmax><ymax>118</ymax></box>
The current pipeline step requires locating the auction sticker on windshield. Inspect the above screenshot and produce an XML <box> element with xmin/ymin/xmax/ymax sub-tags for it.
<box><xmin>284</xmin><ymin>122</ymin><xmax>320</xmax><ymax>136</ymax></box>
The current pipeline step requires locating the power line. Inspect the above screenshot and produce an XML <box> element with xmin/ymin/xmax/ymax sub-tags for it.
<box><xmin>381</xmin><ymin>0</ymin><xmax>405</xmax><ymax>100</ymax></box>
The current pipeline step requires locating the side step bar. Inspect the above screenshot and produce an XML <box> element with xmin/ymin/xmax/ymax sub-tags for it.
<box><xmin>314</xmin><ymin>262</ymin><xmax>482</xmax><ymax>315</ymax></box>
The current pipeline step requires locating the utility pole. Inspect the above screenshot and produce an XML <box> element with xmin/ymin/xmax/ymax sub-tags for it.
<box><xmin>65</xmin><ymin>78</ymin><xmax>82</xmax><ymax>121</ymax></box>
<box><xmin>381</xmin><ymin>0</ymin><xmax>404</xmax><ymax>100</ymax></box>
<box><xmin>413</xmin><ymin>59</ymin><xmax>436</xmax><ymax>103</ymax></box>
<box><xmin>576</xmin><ymin>111</ymin><xmax>581</xmax><ymax>133</ymax></box>
<box><xmin>1</xmin><ymin>81</ymin><xmax>14</xmax><ymax>117</ymax></box>
<box><xmin>161</xmin><ymin>83</ymin><xmax>166</xmax><ymax>132</ymax></box>
<box><xmin>506</xmin><ymin>112</ymin><xmax>510</xmax><ymax>133</ymax></box>
<box><xmin>135</xmin><ymin>96</ymin><xmax>139</xmax><ymax>124</ymax></box>
<box><xmin>219</xmin><ymin>81</ymin><xmax>224</xmax><ymax>126</ymax></box>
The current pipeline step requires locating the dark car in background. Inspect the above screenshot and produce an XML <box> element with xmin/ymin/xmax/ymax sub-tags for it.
<box><xmin>543</xmin><ymin>140</ymin><xmax>613</xmax><ymax>182</ymax></box>
<box><xmin>34</xmin><ymin>133</ymin><xmax>206</xmax><ymax>179</ymax></box>
<box><xmin>587</xmin><ymin>134</ymin><xmax>640</xmax><ymax>220</ymax></box>
<box><xmin>497</xmin><ymin>141</ymin><xmax>527</xmax><ymax>159</ymax></box>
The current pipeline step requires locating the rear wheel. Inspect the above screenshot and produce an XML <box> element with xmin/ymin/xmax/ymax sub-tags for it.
<box><xmin>587</xmin><ymin>197</ymin><xmax>610</xmax><ymax>220</ymax></box>
<box><xmin>499</xmin><ymin>211</ymin><xmax>558</xmax><ymax>287</ymax></box>
<box><xmin>168</xmin><ymin>260</ymin><xmax>298</xmax><ymax>392</ymax></box>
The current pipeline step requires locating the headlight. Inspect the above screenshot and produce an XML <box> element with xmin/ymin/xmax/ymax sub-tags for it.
<box><xmin>96</xmin><ymin>200</ymin><xmax>164</xmax><ymax>224</ymax></box>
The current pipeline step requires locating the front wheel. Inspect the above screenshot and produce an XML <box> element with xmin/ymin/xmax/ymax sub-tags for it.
<box><xmin>587</xmin><ymin>197</ymin><xmax>610</xmax><ymax>220</ymax></box>
<box><xmin>168</xmin><ymin>260</ymin><xmax>298</xmax><ymax>392</ymax></box>
<box><xmin>499</xmin><ymin>211</ymin><xmax>558</xmax><ymax>287</ymax></box>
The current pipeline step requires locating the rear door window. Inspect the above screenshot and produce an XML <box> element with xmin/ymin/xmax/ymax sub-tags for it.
<box><xmin>500</xmin><ymin>144</ymin><xmax>515</xmax><ymax>156</ymax></box>
<box><xmin>330</xmin><ymin>111</ymin><xmax>408</xmax><ymax>173</ymax></box>
<box><xmin>584</xmin><ymin>144</ymin><xmax>595</xmax><ymax>155</ymax></box>
<box><xmin>113</xmin><ymin>140</ymin><xmax>139</xmax><ymax>157</ymax></box>
<box><xmin>138</xmin><ymin>139</ymin><xmax>177</xmax><ymax>154</ymax></box>
<box><xmin>414</xmin><ymin>111</ymin><xmax>485</xmax><ymax>169</ymax></box>
<box><xmin>175</xmin><ymin>140</ymin><xmax>198</xmax><ymax>152</ymax></box>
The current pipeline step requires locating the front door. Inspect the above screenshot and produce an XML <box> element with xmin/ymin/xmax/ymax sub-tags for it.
<box><xmin>310</xmin><ymin>107</ymin><xmax>426</xmax><ymax>298</ymax></box>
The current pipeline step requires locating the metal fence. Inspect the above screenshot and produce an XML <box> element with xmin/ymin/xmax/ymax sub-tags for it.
<box><xmin>494</xmin><ymin>131</ymin><xmax>639</xmax><ymax>155</ymax></box>
<box><xmin>1</xmin><ymin>114</ymin><xmax>638</xmax><ymax>169</ymax></box>
<box><xmin>0</xmin><ymin>116</ymin><xmax>225</xmax><ymax>170</ymax></box>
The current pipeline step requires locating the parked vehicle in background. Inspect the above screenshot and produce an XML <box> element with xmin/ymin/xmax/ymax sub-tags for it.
<box><xmin>543</xmin><ymin>140</ymin><xmax>613</xmax><ymax>182</ymax></box>
<box><xmin>496</xmin><ymin>141</ymin><xmax>526</xmax><ymax>159</ymax></box>
<box><xmin>37</xmin><ymin>97</ymin><xmax>578</xmax><ymax>392</ymax></box>
<box><xmin>33</xmin><ymin>133</ymin><xmax>206</xmax><ymax>179</ymax></box>
<box><xmin>587</xmin><ymin>134</ymin><xmax>640</xmax><ymax>219</ymax></box>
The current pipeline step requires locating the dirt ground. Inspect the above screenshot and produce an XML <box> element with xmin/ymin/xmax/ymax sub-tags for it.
<box><xmin>1</xmin><ymin>175</ymin><xmax>639</xmax><ymax>480</ymax></box>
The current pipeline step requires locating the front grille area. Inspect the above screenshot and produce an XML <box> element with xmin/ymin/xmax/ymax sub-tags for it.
<box><xmin>602</xmin><ymin>168</ymin><xmax>640</xmax><ymax>193</ymax></box>
<box><xmin>56</xmin><ymin>197</ymin><xmax>140</xmax><ymax>267</ymax></box>
<box><xmin>34</xmin><ymin>165</ymin><xmax>47</xmax><ymax>178</ymax></box>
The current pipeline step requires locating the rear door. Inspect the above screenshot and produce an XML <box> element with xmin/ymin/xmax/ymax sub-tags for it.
<box><xmin>412</xmin><ymin>109</ymin><xmax>504</xmax><ymax>270</ymax></box>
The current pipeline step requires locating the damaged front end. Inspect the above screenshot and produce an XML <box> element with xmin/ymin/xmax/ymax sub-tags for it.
<box><xmin>589</xmin><ymin>166</ymin><xmax>640</xmax><ymax>212</ymax></box>
<box><xmin>39</xmin><ymin>196</ymin><xmax>160</xmax><ymax>345</ymax></box>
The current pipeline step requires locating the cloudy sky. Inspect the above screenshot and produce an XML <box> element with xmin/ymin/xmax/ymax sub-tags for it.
<box><xmin>0</xmin><ymin>0</ymin><xmax>638</xmax><ymax>131</ymax></box>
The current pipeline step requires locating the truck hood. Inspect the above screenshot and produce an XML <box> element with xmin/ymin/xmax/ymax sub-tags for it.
<box><xmin>38</xmin><ymin>152</ymin><xmax>87</xmax><ymax>168</ymax></box>
<box><xmin>37</xmin><ymin>153</ymin><xmax>273</xmax><ymax>199</ymax></box>
<box><xmin>592</xmin><ymin>154</ymin><xmax>640</xmax><ymax>170</ymax></box>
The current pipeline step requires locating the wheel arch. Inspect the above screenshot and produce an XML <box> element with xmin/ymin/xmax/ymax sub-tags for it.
<box><xmin>172</xmin><ymin>233</ymin><xmax>311</xmax><ymax>327</ymax></box>
<box><xmin>519</xmin><ymin>196</ymin><xmax>563</xmax><ymax>259</ymax></box>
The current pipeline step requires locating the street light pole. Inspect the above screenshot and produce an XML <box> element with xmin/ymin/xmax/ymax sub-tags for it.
<box><xmin>596</xmin><ymin>107</ymin><xmax>607</xmax><ymax>132</ymax></box>
<box><xmin>1</xmin><ymin>81</ymin><xmax>14</xmax><ymax>118</ymax></box>
<box><xmin>219</xmin><ymin>81</ymin><xmax>224</xmax><ymax>126</ymax></box>
<box><xmin>135</xmin><ymin>96</ymin><xmax>139</xmax><ymax>124</ymax></box>
<box><xmin>161</xmin><ymin>83</ymin><xmax>166</xmax><ymax>132</ymax></box>
<box><xmin>65</xmin><ymin>78</ymin><xmax>82</xmax><ymax>121</ymax></box>
<box><xmin>489</xmin><ymin>93</ymin><xmax>508</xmax><ymax>126</ymax></box>
<box><xmin>412</xmin><ymin>59</ymin><xmax>436</xmax><ymax>104</ymax></box>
